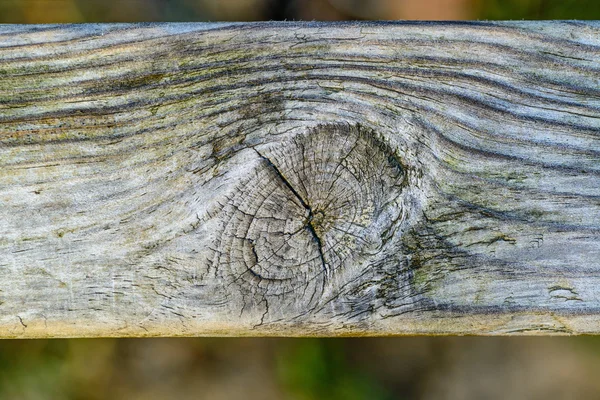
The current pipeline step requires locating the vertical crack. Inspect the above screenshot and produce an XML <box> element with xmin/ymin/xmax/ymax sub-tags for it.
<box><xmin>254</xmin><ymin>149</ymin><xmax>329</xmax><ymax>277</ymax></box>
<box><xmin>304</xmin><ymin>214</ymin><xmax>329</xmax><ymax>277</ymax></box>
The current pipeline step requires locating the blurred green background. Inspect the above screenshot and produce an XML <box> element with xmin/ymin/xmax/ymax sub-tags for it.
<box><xmin>2</xmin><ymin>0</ymin><xmax>600</xmax><ymax>399</ymax></box>
<box><xmin>2</xmin><ymin>0</ymin><xmax>600</xmax><ymax>22</ymax></box>
<box><xmin>4</xmin><ymin>337</ymin><xmax>600</xmax><ymax>399</ymax></box>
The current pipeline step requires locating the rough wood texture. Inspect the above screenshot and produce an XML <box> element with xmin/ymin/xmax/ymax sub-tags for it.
<box><xmin>0</xmin><ymin>22</ymin><xmax>599</xmax><ymax>337</ymax></box>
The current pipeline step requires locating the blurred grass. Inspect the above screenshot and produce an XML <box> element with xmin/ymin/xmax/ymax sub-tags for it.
<box><xmin>2</xmin><ymin>0</ymin><xmax>600</xmax><ymax>399</ymax></box>
<box><xmin>276</xmin><ymin>340</ymin><xmax>392</xmax><ymax>400</ymax></box>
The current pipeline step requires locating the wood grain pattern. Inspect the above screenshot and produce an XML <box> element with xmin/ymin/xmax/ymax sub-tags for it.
<box><xmin>0</xmin><ymin>22</ymin><xmax>599</xmax><ymax>337</ymax></box>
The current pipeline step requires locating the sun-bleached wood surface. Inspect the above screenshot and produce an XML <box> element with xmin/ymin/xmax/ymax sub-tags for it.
<box><xmin>0</xmin><ymin>22</ymin><xmax>599</xmax><ymax>337</ymax></box>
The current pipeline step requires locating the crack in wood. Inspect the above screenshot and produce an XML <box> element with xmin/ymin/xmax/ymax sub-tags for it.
<box><xmin>254</xmin><ymin>148</ymin><xmax>330</xmax><ymax>278</ymax></box>
<box><xmin>210</xmin><ymin>123</ymin><xmax>413</xmax><ymax>321</ymax></box>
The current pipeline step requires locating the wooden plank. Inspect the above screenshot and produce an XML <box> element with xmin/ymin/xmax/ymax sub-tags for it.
<box><xmin>0</xmin><ymin>21</ymin><xmax>599</xmax><ymax>337</ymax></box>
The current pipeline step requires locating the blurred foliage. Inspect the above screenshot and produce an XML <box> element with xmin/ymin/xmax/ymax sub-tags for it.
<box><xmin>477</xmin><ymin>0</ymin><xmax>600</xmax><ymax>19</ymax></box>
<box><xmin>2</xmin><ymin>337</ymin><xmax>600</xmax><ymax>399</ymax></box>
<box><xmin>2</xmin><ymin>0</ymin><xmax>600</xmax><ymax>23</ymax></box>
<box><xmin>276</xmin><ymin>340</ymin><xmax>392</xmax><ymax>400</ymax></box>
<box><xmin>0</xmin><ymin>340</ymin><xmax>70</xmax><ymax>400</ymax></box>
<box><xmin>0</xmin><ymin>0</ymin><xmax>273</xmax><ymax>23</ymax></box>
<box><xmin>0</xmin><ymin>340</ymin><xmax>115</xmax><ymax>400</ymax></box>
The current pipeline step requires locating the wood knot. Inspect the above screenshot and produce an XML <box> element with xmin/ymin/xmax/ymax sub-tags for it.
<box><xmin>213</xmin><ymin>124</ymin><xmax>414</xmax><ymax>312</ymax></box>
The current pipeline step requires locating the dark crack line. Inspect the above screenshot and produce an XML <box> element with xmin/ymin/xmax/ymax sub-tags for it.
<box><xmin>253</xmin><ymin>296</ymin><xmax>270</xmax><ymax>329</ymax></box>
<box><xmin>304</xmin><ymin>217</ymin><xmax>329</xmax><ymax>277</ymax></box>
<box><xmin>248</xmin><ymin>238</ymin><xmax>260</xmax><ymax>265</ymax></box>
<box><xmin>254</xmin><ymin>149</ymin><xmax>329</xmax><ymax>278</ymax></box>
<box><xmin>254</xmin><ymin>149</ymin><xmax>309</xmax><ymax>210</ymax></box>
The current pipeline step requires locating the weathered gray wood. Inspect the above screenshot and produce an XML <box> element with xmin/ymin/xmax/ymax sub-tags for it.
<box><xmin>0</xmin><ymin>21</ymin><xmax>599</xmax><ymax>337</ymax></box>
